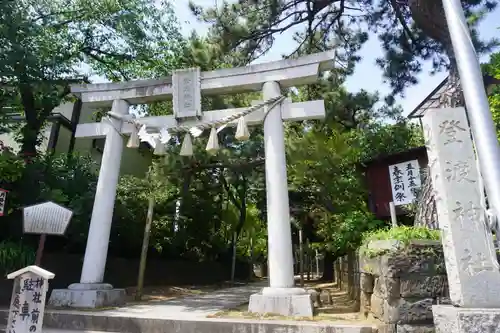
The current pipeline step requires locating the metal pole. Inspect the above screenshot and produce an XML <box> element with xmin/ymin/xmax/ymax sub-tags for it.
<box><xmin>231</xmin><ymin>231</ymin><xmax>237</xmax><ymax>284</ymax></box>
<box><xmin>299</xmin><ymin>229</ymin><xmax>304</xmax><ymax>287</ymax></box>
<box><xmin>306</xmin><ymin>239</ymin><xmax>311</xmax><ymax>281</ymax></box>
<box><xmin>249</xmin><ymin>235</ymin><xmax>254</xmax><ymax>279</ymax></box>
<box><xmin>315</xmin><ymin>250</ymin><xmax>320</xmax><ymax>278</ymax></box>
<box><xmin>442</xmin><ymin>0</ymin><xmax>500</xmax><ymax>219</ymax></box>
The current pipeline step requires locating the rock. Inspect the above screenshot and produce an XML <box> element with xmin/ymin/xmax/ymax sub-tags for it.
<box><xmin>385</xmin><ymin>298</ymin><xmax>435</xmax><ymax>324</ymax></box>
<box><xmin>377</xmin><ymin>323</ymin><xmax>397</xmax><ymax>333</ymax></box>
<box><xmin>436</xmin><ymin>296</ymin><xmax>451</xmax><ymax>305</ymax></box>
<box><xmin>360</xmin><ymin>255</ymin><xmax>383</xmax><ymax>276</ymax></box>
<box><xmin>319</xmin><ymin>290</ymin><xmax>332</xmax><ymax>305</ymax></box>
<box><xmin>360</xmin><ymin>291</ymin><xmax>371</xmax><ymax>314</ymax></box>
<box><xmin>361</xmin><ymin>273</ymin><xmax>375</xmax><ymax>293</ymax></box>
<box><xmin>360</xmin><ymin>243</ymin><xmax>446</xmax><ymax>278</ymax></box>
<box><xmin>400</xmin><ymin>276</ymin><xmax>448</xmax><ymax>298</ymax></box>
<box><xmin>371</xmin><ymin>293</ymin><xmax>385</xmax><ymax>320</ymax></box>
<box><xmin>373</xmin><ymin>276</ymin><xmax>400</xmax><ymax>300</ymax></box>
<box><xmin>306</xmin><ymin>289</ymin><xmax>321</xmax><ymax>307</ymax></box>
<box><xmin>397</xmin><ymin>324</ymin><xmax>435</xmax><ymax>333</ymax></box>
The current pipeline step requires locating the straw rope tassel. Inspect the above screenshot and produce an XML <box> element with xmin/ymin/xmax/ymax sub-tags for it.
<box><xmin>153</xmin><ymin>138</ymin><xmax>166</xmax><ymax>155</ymax></box>
<box><xmin>118</xmin><ymin>95</ymin><xmax>285</xmax><ymax>156</ymax></box>
<box><xmin>206</xmin><ymin>127</ymin><xmax>219</xmax><ymax>154</ymax></box>
<box><xmin>127</xmin><ymin>124</ymin><xmax>140</xmax><ymax>148</ymax></box>
<box><xmin>235</xmin><ymin>116</ymin><xmax>250</xmax><ymax>141</ymax></box>
<box><xmin>180</xmin><ymin>133</ymin><xmax>194</xmax><ymax>156</ymax></box>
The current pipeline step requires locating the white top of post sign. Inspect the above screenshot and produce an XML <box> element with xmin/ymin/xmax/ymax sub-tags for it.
<box><xmin>7</xmin><ymin>266</ymin><xmax>53</xmax><ymax>333</ymax></box>
<box><xmin>7</xmin><ymin>265</ymin><xmax>55</xmax><ymax>280</ymax></box>
<box><xmin>23</xmin><ymin>201</ymin><xmax>73</xmax><ymax>235</ymax></box>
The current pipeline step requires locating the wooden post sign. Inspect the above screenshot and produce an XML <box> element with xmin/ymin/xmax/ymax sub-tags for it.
<box><xmin>22</xmin><ymin>202</ymin><xmax>73</xmax><ymax>266</ymax></box>
<box><xmin>6</xmin><ymin>265</ymin><xmax>55</xmax><ymax>333</ymax></box>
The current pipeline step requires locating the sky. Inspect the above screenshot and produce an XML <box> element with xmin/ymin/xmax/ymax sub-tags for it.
<box><xmin>174</xmin><ymin>1</ymin><xmax>500</xmax><ymax>116</ymax></box>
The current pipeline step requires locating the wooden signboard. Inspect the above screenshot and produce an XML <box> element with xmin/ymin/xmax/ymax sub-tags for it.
<box><xmin>388</xmin><ymin>159</ymin><xmax>422</xmax><ymax>206</ymax></box>
<box><xmin>23</xmin><ymin>201</ymin><xmax>73</xmax><ymax>235</ymax></box>
<box><xmin>22</xmin><ymin>202</ymin><xmax>73</xmax><ymax>265</ymax></box>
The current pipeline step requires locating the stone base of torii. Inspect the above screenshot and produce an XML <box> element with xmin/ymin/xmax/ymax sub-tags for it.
<box><xmin>48</xmin><ymin>52</ymin><xmax>335</xmax><ymax>316</ymax></box>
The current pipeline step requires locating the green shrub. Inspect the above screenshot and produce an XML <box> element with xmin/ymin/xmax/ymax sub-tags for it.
<box><xmin>0</xmin><ymin>241</ymin><xmax>35</xmax><ymax>276</ymax></box>
<box><xmin>358</xmin><ymin>226</ymin><xmax>441</xmax><ymax>258</ymax></box>
<box><xmin>361</xmin><ymin>225</ymin><xmax>440</xmax><ymax>245</ymax></box>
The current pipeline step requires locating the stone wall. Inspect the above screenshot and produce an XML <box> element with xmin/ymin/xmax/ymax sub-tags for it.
<box><xmin>359</xmin><ymin>240</ymin><xmax>448</xmax><ymax>333</ymax></box>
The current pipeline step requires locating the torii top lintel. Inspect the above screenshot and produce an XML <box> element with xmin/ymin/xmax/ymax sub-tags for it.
<box><xmin>71</xmin><ymin>51</ymin><xmax>335</xmax><ymax>107</ymax></box>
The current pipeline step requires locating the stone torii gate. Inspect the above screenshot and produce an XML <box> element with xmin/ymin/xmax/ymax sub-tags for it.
<box><xmin>49</xmin><ymin>52</ymin><xmax>334</xmax><ymax>316</ymax></box>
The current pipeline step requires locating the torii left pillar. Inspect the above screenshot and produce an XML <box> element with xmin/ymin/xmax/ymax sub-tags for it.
<box><xmin>49</xmin><ymin>100</ymin><xmax>129</xmax><ymax>308</ymax></box>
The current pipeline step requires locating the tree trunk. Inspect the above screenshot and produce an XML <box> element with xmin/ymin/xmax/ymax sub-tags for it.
<box><xmin>19</xmin><ymin>84</ymin><xmax>41</xmax><ymax>159</ymax></box>
<box><xmin>414</xmin><ymin>168</ymin><xmax>438</xmax><ymax>229</ymax></box>
<box><xmin>335</xmin><ymin>259</ymin><xmax>341</xmax><ymax>287</ymax></box>
<box><xmin>20</xmin><ymin>124</ymin><xmax>39</xmax><ymax>159</ymax></box>
<box><xmin>321</xmin><ymin>251</ymin><xmax>335</xmax><ymax>281</ymax></box>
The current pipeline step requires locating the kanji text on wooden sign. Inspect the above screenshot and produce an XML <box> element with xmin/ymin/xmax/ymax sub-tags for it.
<box><xmin>6</xmin><ymin>266</ymin><xmax>54</xmax><ymax>333</ymax></box>
<box><xmin>388</xmin><ymin>159</ymin><xmax>422</xmax><ymax>206</ymax></box>
<box><xmin>23</xmin><ymin>202</ymin><xmax>73</xmax><ymax>235</ymax></box>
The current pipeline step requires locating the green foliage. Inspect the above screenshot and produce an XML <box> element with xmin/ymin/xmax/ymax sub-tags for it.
<box><xmin>484</xmin><ymin>52</ymin><xmax>500</xmax><ymax>78</ymax></box>
<box><xmin>286</xmin><ymin>74</ymin><xmax>424</xmax><ymax>256</ymax></box>
<box><xmin>0</xmin><ymin>4</ymin><xmax>436</xmax><ymax>271</ymax></box>
<box><xmin>361</xmin><ymin>225</ymin><xmax>440</xmax><ymax>246</ymax></box>
<box><xmin>0</xmin><ymin>153</ymin><xmax>98</xmax><ymax>250</ymax></box>
<box><xmin>484</xmin><ymin>52</ymin><xmax>500</xmax><ymax>136</ymax></box>
<box><xmin>316</xmin><ymin>211</ymin><xmax>386</xmax><ymax>254</ymax></box>
<box><xmin>0</xmin><ymin>0</ymin><xmax>184</xmax><ymax>155</ymax></box>
<box><xmin>190</xmin><ymin>0</ymin><xmax>497</xmax><ymax>100</ymax></box>
<box><xmin>0</xmin><ymin>241</ymin><xmax>36</xmax><ymax>275</ymax></box>
<box><xmin>235</xmin><ymin>204</ymin><xmax>268</xmax><ymax>263</ymax></box>
<box><xmin>113</xmin><ymin>163</ymin><xmax>179</xmax><ymax>257</ymax></box>
<box><xmin>0</xmin><ymin>153</ymin><xmax>24</xmax><ymax>184</ymax></box>
<box><xmin>359</xmin><ymin>226</ymin><xmax>441</xmax><ymax>258</ymax></box>
<box><xmin>123</xmin><ymin>34</ymin><xmax>272</xmax><ymax>262</ymax></box>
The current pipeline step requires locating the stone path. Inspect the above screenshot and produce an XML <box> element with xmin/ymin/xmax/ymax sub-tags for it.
<box><xmin>1</xmin><ymin>281</ymin><xmax>377</xmax><ymax>333</ymax></box>
<box><xmin>0</xmin><ymin>327</ymin><xmax>105</xmax><ymax>333</ymax></box>
<box><xmin>56</xmin><ymin>280</ymin><xmax>267</xmax><ymax>319</ymax></box>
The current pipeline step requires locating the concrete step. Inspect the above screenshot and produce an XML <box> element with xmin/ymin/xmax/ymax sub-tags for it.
<box><xmin>0</xmin><ymin>309</ymin><xmax>376</xmax><ymax>333</ymax></box>
<box><xmin>2</xmin><ymin>329</ymin><xmax>108</xmax><ymax>333</ymax></box>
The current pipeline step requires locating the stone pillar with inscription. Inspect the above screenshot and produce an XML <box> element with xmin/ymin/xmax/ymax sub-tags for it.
<box><xmin>7</xmin><ymin>266</ymin><xmax>54</xmax><ymax>333</ymax></box>
<box><xmin>423</xmin><ymin>107</ymin><xmax>500</xmax><ymax>333</ymax></box>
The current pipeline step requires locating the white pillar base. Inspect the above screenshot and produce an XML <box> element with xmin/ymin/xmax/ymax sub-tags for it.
<box><xmin>48</xmin><ymin>283</ymin><xmax>126</xmax><ymax>308</ymax></box>
<box><xmin>248</xmin><ymin>287</ymin><xmax>313</xmax><ymax>317</ymax></box>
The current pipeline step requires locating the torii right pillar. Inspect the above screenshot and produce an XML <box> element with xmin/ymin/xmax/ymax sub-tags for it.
<box><xmin>248</xmin><ymin>81</ymin><xmax>314</xmax><ymax>317</ymax></box>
